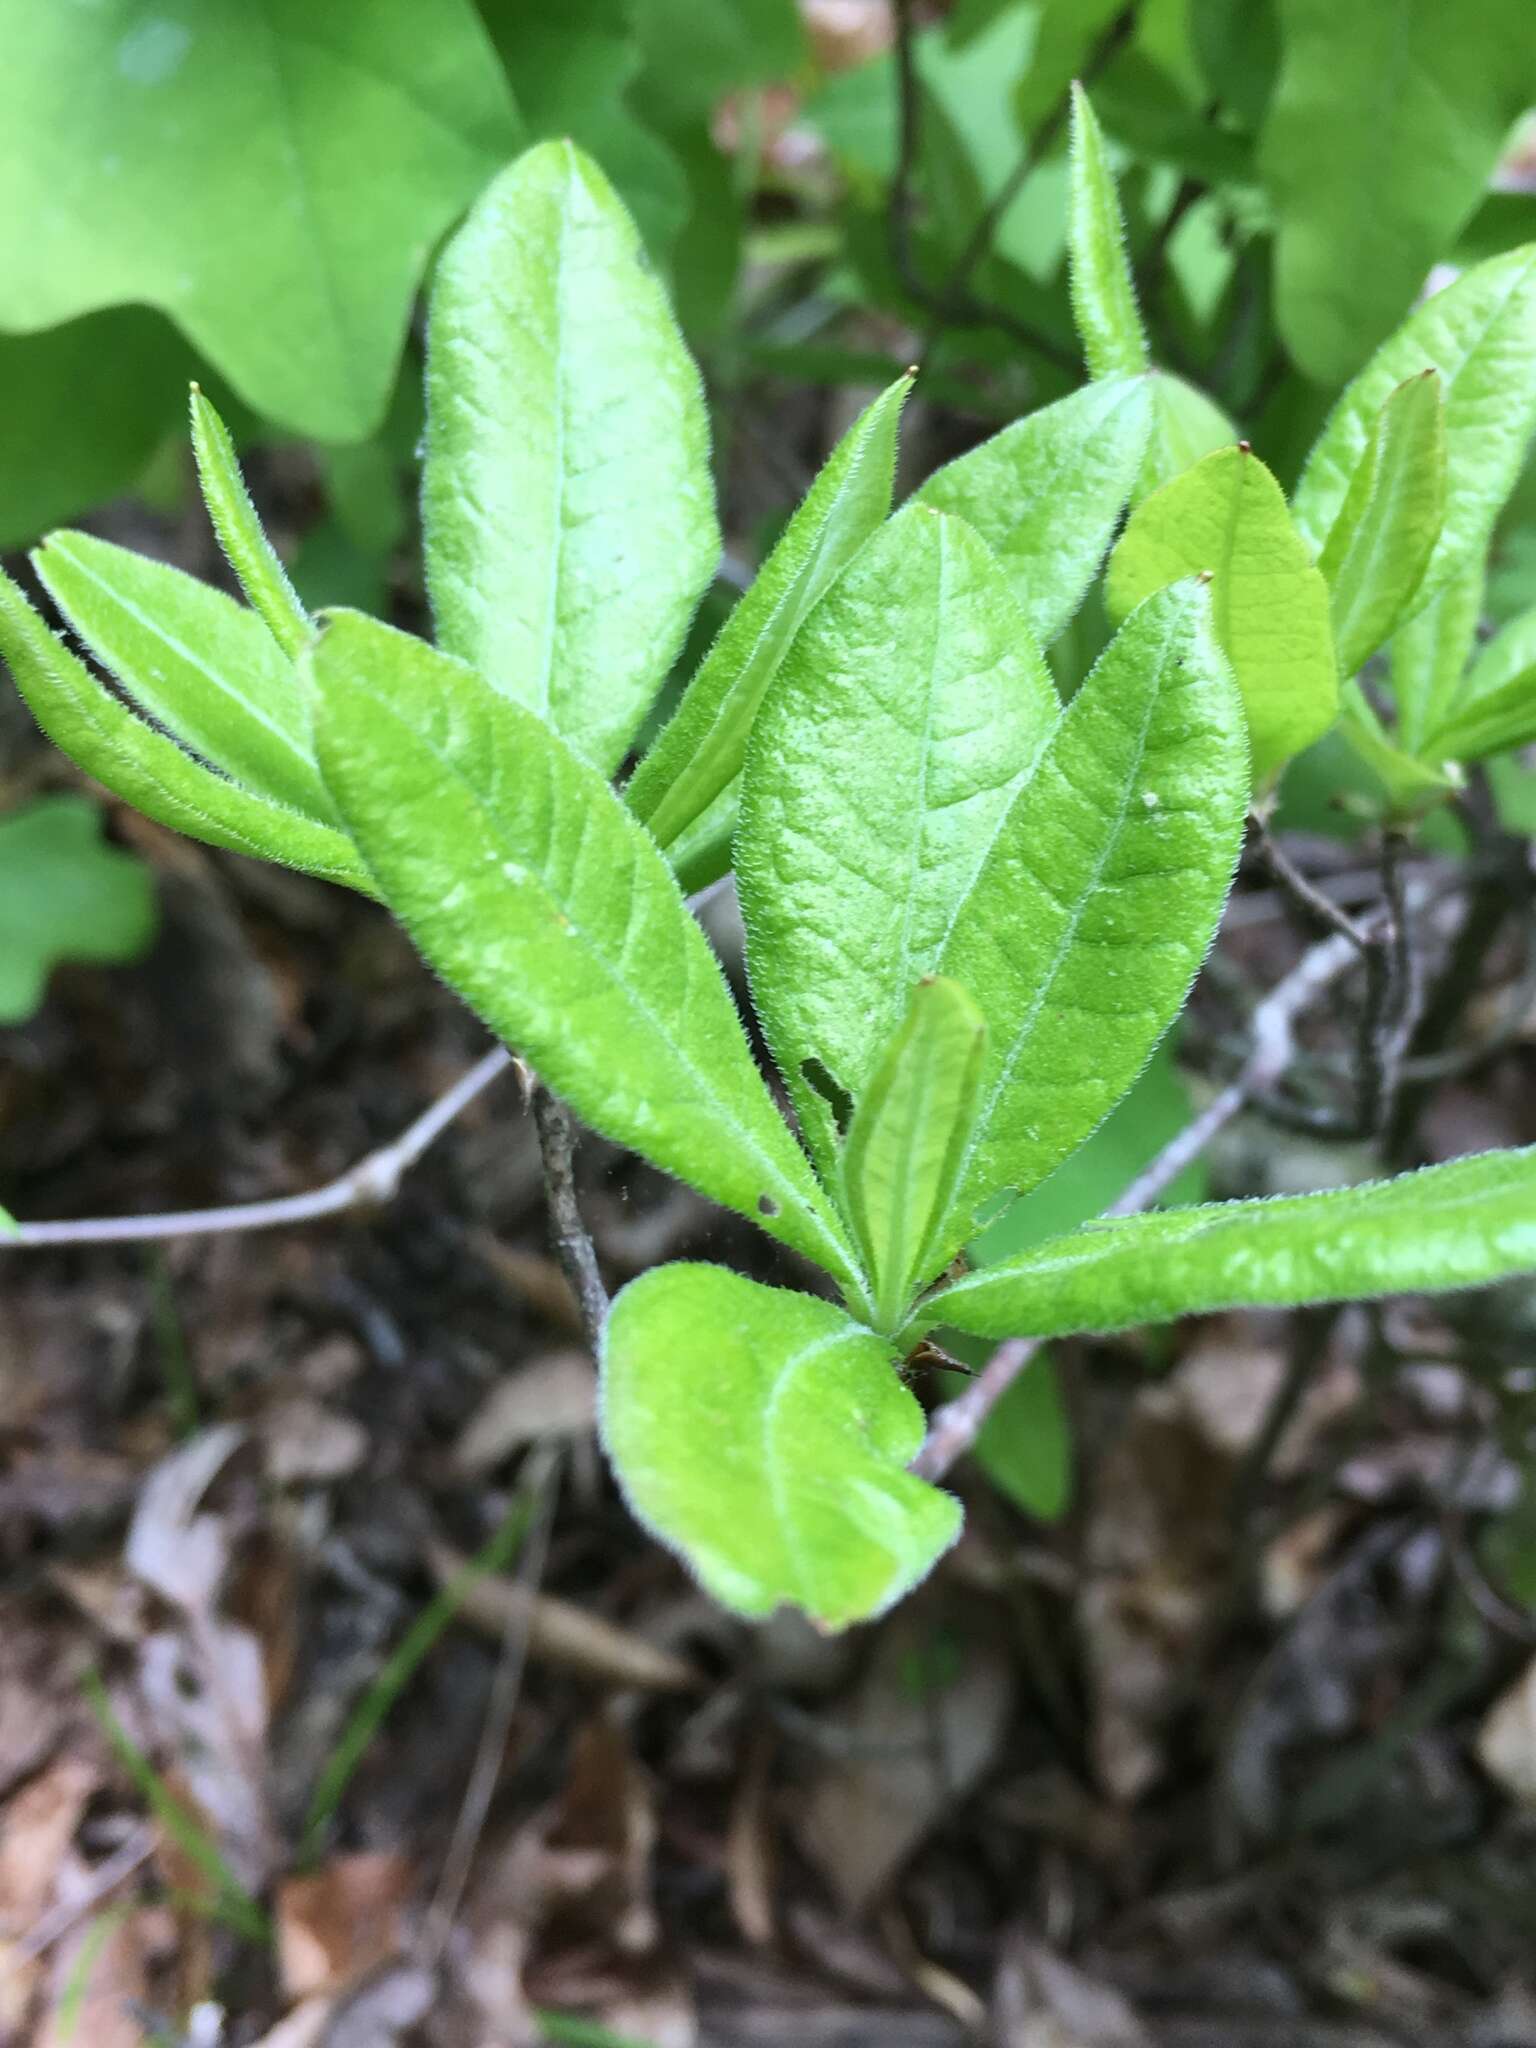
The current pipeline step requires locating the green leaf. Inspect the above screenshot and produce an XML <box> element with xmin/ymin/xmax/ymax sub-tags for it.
<box><xmin>189</xmin><ymin>387</ymin><xmax>309</xmax><ymax>662</ymax></box>
<box><xmin>737</xmin><ymin>506</ymin><xmax>1058</xmax><ymax>1179</ymax></box>
<box><xmin>627</xmin><ymin>375</ymin><xmax>911</xmax><ymax>856</ymax></box>
<box><xmin>601</xmin><ymin>1263</ymin><xmax>960</xmax><ymax>1626</ymax></box>
<box><xmin>1291</xmin><ymin>246</ymin><xmax>1536</xmax><ymax>607</ymax></box>
<box><xmin>34</xmin><ymin>531</ymin><xmax>333</xmax><ymax>824</ymax></box>
<box><xmin>0</xmin><ymin>0</ymin><xmax>519</xmax><ymax>439</ymax></box>
<box><xmin>1390</xmin><ymin>565</ymin><xmax>1485</xmax><ymax>758</ymax></box>
<box><xmin>842</xmin><ymin>978</ymin><xmax>988</xmax><ymax>1334</ymax></box>
<box><xmin>1318</xmin><ymin>371</ymin><xmax>1447</xmax><ymax>678</ymax></box>
<box><xmin>307</xmin><ymin>611</ymin><xmax>863</xmax><ymax>1299</ymax></box>
<box><xmin>914</xmin><ymin>375</ymin><xmax>1153</xmax><ymax>647</ymax></box>
<box><xmin>1336</xmin><ymin>682</ymin><xmax>1461</xmax><ymax>817</ymax></box>
<box><xmin>914</xmin><ymin>1146</ymin><xmax>1536</xmax><ymax>1345</ymax></box>
<box><xmin>0</xmin><ymin>797</ymin><xmax>155</xmax><ymax>1023</ymax></box>
<box><xmin>422</xmin><ymin>141</ymin><xmax>718</xmax><ymax>775</ymax></box>
<box><xmin>938</xmin><ymin>581</ymin><xmax>1248</xmax><ymax>1225</ymax></box>
<box><xmin>1067</xmin><ymin>84</ymin><xmax>1149</xmax><ymax>380</ymax></box>
<box><xmin>1140</xmin><ymin>373</ymin><xmax>1242</xmax><ymax>497</ymax></box>
<box><xmin>0</xmin><ymin>1206</ymin><xmax>17</xmax><ymax>1242</ymax></box>
<box><xmin>632</xmin><ymin>0</ymin><xmax>807</xmax><ymax>124</ymax></box>
<box><xmin>0</xmin><ymin>569</ymin><xmax>371</xmax><ymax>891</ymax></box>
<box><xmin>1107</xmin><ymin>444</ymin><xmax>1336</xmax><ymax>788</ymax></box>
<box><xmin>1425</xmin><ymin>601</ymin><xmax>1536</xmax><ymax>763</ymax></box>
<box><xmin>1260</xmin><ymin>0</ymin><xmax>1535</xmax><ymax>385</ymax></box>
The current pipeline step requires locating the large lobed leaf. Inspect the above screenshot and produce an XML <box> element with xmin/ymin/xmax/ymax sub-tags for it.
<box><xmin>914</xmin><ymin>1146</ymin><xmax>1536</xmax><ymax>1344</ymax></box>
<box><xmin>1108</xmin><ymin>443</ymin><xmax>1337</xmax><ymax>789</ymax></box>
<box><xmin>602</xmin><ymin>1263</ymin><xmax>959</xmax><ymax>1627</ymax></box>
<box><xmin>0</xmin><ymin>0</ymin><xmax>518</xmax><ymax>438</ymax></box>
<box><xmin>423</xmin><ymin>140</ymin><xmax>719</xmax><ymax>776</ymax></box>
<box><xmin>307</xmin><ymin>611</ymin><xmax>865</xmax><ymax>1300</ymax></box>
<box><xmin>1291</xmin><ymin>245</ymin><xmax>1536</xmax><ymax>607</ymax></box>
<box><xmin>737</xmin><ymin>505</ymin><xmax>1059</xmax><ymax>1179</ymax></box>
<box><xmin>938</xmin><ymin>580</ymin><xmax>1249</xmax><ymax>1226</ymax></box>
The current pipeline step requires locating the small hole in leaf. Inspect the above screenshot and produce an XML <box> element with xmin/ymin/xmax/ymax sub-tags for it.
<box><xmin>800</xmin><ymin>1057</ymin><xmax>853</xmax><ymax>1138</ymax></box>
<box><xmin>757</xmin><ymin>1194</ymin><xmax>780</xmax><ymax>1218</ymax></box>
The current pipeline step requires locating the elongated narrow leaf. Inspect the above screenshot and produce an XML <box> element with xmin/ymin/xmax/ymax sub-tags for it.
<box><xmin>1390</xmin><ymin>565</ymin><xmax>1484</xmax><ymax>757</ymax></box>
<box><xmin>842</xmin><ymin>978</ymin><xmax>987</xmax><ymax>1334</ymax></box>
<box><xmin>1318</xmin><ymin>371</ymin><xmax>1446</xmax><ymax>677</ymax></box>
<box><xmin>34</xmin><ymin>531</ymin><xmax>333</xmax><ymax>823</ymax></box>
<box><xmin>627</xmin><ymin>374</ymin><xmax>911</xmax><ymax>855</ymax></box>
<box><xmin>0</xmin><ymin>570</ymin><xmax>370</xmax><ymax>892</ymax></box>
<box><xmin>1140</xmin><ymin>374</ymin><xmax>1241</xmax><ymax>498</ymax></box>
<box><xmin>1292</xmin><ymin>246</ymin><xmax>1536</xmax><ymax>604</ymax></box>
<box><xmin>1107</xmin><ymin>444</ymin><xmax>1336</xmax><ymax>787</ymax></box>
<box><xmin>308</xmin><ymin>612</ymin><xmax>863</xmax><ymax>1298</ymax></box>
<box><xmin>423</xmin><ymin>140</ymin><xmax>719</xmax><ymax>774</ymax></box>
<box><xmin>1261</xmin><ymin>0</ymin><xmax>1533</xmax><ymax>386</ymax></box>
<box><xmin>1337</xmin><ymin>682</ymin><xmax>1460</xmax><ymax>817</ymax></box>
<box><xmin>1425</xmin><ymin>602</ymin><xmax>1536</xmax><ymax>763</ymax></box>
<box><xmin>1067</xmin><ymin>84</ymin><xmax>1148</xmax><ymax>380</ymax></box>
<box><xmin>738</xmin><ymin>507</ymin><xmax>1059</xmax><ymax>1178</ymax></box>
<box><xmin>938</xmin><ymin>581</ymin><xmax>1248</xmax><ymax>1225</ymax></box>
<box><xmin>602</xmin><ymin>1263</ymin><xmax>960</xmax><ymax>1626</ymax></box>
<box><xmin>189</xmin><ymin>386</ymin><xmax>310</xmax><ymax>661</ymax></box>
<box><xmin>911</xmin><ymin>1147</ymin><xmax>1536</xmax><ymax>1345</ymax></box>
<box><xmin>915</xmin><ymin>375</ymin><xmax>1152</xmax><ymax>647</ymax></box>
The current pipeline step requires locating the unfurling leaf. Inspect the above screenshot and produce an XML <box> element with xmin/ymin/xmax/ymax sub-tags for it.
<box><xmin>738</xmin><ymin>506</ymin><xmax>1058</xmax><ymax>1180</ymax></box>
<box><xmin>1318</xmin><ymin>370</ymin><xmax>1446</xmax><ymax>677</ymax></box>
<box><xmin>939</xmin><ymin>580</ymin><xmax>1248</xmax><ymax>1225</ymax></box>
<box><xmin>1107</xmin><ymin>442</ymin><xmax>1337</xmax><ymax>787</ymax></box>
<box><xmin>602</xmin><ymin>1263</ymin><xmax>960</xmax><ymax>1627</ymax></box>
<box><xmin>841</xmin><ymin>978</ymin><xmax>987</xmax><ymax>1334</ymax></box>
<box><xmin>189</xmin><ymin>385</ymin><xmax>310</xmax><ymax>661</ymax></box>
<box><xmin>915</xmin><ymin>1146</ymin><xmax>1536</xmax><ymax>1344</ymax></box>
<box><xmin>1067</xmin><ymin>84</ymin><xmax>1149</xmax><ymax>381</ymax></box>
<box><xmin>423</xmin><ymin>140</ymin><xmax>719</xmax><ymax>775</ymax></box>
<box><xmin>628</xmin><ymin>374</ymin><xmax>911</xmax><ymax>866</ymax></box>
<box><xmin>307</xmin><ymin>611</ymin><xmax>864</xmax><ymax>1300</ymax></box>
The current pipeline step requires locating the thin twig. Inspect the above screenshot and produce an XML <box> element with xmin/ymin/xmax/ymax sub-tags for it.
<box><xmin>530</xmin><ymin>1085</ymin><xmax>610</xmax><ymax>1350</ymax></box>
<box><xmin>1252</xmin><ymin>816</ymin><xmax>1369</xmax><ymax>951</ymax></box>
<box><xmin>1</xmin><ymin>1046</ymin><xmax>518</xmax><ymax>1248</ymax></box>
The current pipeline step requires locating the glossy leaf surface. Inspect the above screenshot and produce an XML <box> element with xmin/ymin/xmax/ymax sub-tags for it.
<box><xmin>738</xmin><ymin>506</ymin><xmax>1058</xmax><ymax>1178</ymax></box>
<box><xmin>35</xmin><ymin>531</ymin><xmax>332</xmax><ymax>823</ymax></box>
<box><xmin>915</xmin><ymin>374</ymin><xmax>1153</xmax><ymax>647</ymax></box>
<box><xmin>939</xmin><ymin>582</ymin><xmax>1248</xmax><ymax>1224</ymax></box>
<box><xmin>628</xmin><ymin>375</ymin><xmax>910</xmax><ymax>854</ymax></box>
<box><xmin>308</xmin><ymin>612</ymin><xmax>862</xmax><ymax>1297</ymax></box>
<box><xmin>918</xmin><ymin>1147</ymin><xmax>1536</xmax><ymax>1343</ymax></box>
<box><xmin>602</xmin><ymin>1263</ymin><xmax>960</xmax><ymax>1627</ymax></box>
<box><xmin>841</xmin><ymin>977</ymin><xmax>987</xmax><ymax>1334</ymax></box>
<box><xmin>1107</xmin><ymin>445</ymin><xmax>1337</xmax><ymax>787</ymax></box>
<box><xmin>423</xmin><ymin>141</ymin><xmax>719</xmax><ymax>775</ymax></box>
<box><xmin>1067</xmin><ymin>84</ymin><xmax>1148</xmax><ymax>380</ymax></box>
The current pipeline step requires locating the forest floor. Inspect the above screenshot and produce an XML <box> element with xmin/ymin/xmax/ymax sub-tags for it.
<box><xmin>2</xmin><ymin>403</ymin><xmax>1536</xmax><ymax>2048</ymax></box>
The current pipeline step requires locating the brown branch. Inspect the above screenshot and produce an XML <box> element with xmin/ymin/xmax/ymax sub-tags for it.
<box><xmin>530</xmin><ymin>1084</ymin><xmax>609</xmax><ymax>1350</ymax></box>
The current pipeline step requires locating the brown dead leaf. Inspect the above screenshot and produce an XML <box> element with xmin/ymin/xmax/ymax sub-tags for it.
<box><xmin>278</xmin><ymin>1851</ymin><xmax>413</xmax><ymax>1998</ymax></box>
<box><xmin>453</xmin><ymin>1351</ymin><xmax>597</xmax><ymax>1474</ymax></box>
<box><xmin>34</xmin><ymin>1905</ymin><xmax>152</xmax><ymax>2048</ymax></box>
<box><xmin>469</xmin><ymin>1230</ymin><xmax>584</xmax><ymax>1333</ymax></box>
<box><xmin>726</xmin><ymin>1729</ymin><xmax>777</xmax><ymax>1948</ymax></box>
<box><xmin>250</xmin><ymin>1997</ymin><xmax>335</xmax><ymax>2048</ymax></box>
<box><xmin>261</xmin><ymin>1397</ymin><xmax>369</xmax><ymax>1486</ymax></box>
<box><xmin>795</xmin><ymin>1598</ymin><xmax>1015</xmax><ymax>1914</ymax></box>
<box><xmin>993</xmin><ymin>1929</ymin><xmax>1153</xmax><ymax>2048</ymax></box>
<box><xmin>0</xmin><ymin>1758</ymin><xmax>96</xmax><ymax>1932</ymax></box>
<box><xmin>1476</xmin><ymin>1655</ymin><xmax>1536</xmax><ymax>1804</ymax></box>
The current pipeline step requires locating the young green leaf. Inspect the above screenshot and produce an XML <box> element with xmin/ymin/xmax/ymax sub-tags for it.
<box><xmin>423</xmin><ymin>140</ymin><xmax>719</xmax><ymax>775</ymax></box>
<box><xmin>0</xmin><ymin>569</ymin><xmax>371</xmax><ymax>892</ymax></box>
<box><xmin>938</xmin><ymin>581</ymin><xmax>1248</xmax><ymax>1226</ymax></box>
<box><xmin>911</xmin><ymin>1146</ymin><xmax>1536</xmax><ymax>1345</ymax></box>
<box><xmin>0</xmin><ymin>797</ymin><xmax>155</xmax><ymax>1023</ymax></box>
<box><xmin>1106</xmin><ymin>443</ymin><xmax>1337</xmax><ymax>788</ymax></box>
<box><xmin>601</xmin><ymin>1263</ymin><xmax>960</xmax><ymax>1627</ymax></box>
<box><xmin>1424</xmin><ymin>602</ymin><xmax>1536</xmax><ymax>763</ymax></box>
<box><xmin>1337</xmin><ymin>682</ymin><xmax>1461</xmax><ymax>817</ymax></box>
<box><xmin>1260</xmin><ymin>0</ymin><xmax>1533</xmax><ymax>385</ymax></box>
<box><xmin>1067</xmin><ymin>83</ymin><xmax>1149</xmax><ymax>380</ymax></box>
<box><xmin>627</xmin><ymin>374</ymin><xmax>911</xmax><ymax>858</ymax></box>
<box><xmin>34</xmin><ymin>531</ymin><xmax>334</xmax><ymax>824</ymax></box>
<box><xmin>914</xmin><ymin>374</ymin><xmax>1153</xmax><ymax>647</ymax></box>
<box><xmin>307</xmin><ymin>611</ymin><xmax>864</xmax><ymax>1300</ymax></box>
<box><xmin>1390</xmin><ymin>565</ymin><xmax>1485</xmax><ymax>757</ymax></box>
<box><xmin>737</xmin><ymin>507</ymin><xmax>1059</xmax><ymax>1179</ymax></box>
<box><xmin>1140</xmin><ymin>374</ymin><xmax>1242</xmax><ymax>498</ymax></box>
<box><xmin>841</xmin><ymin>978</ymin><xmax>987</xmax><ymax>1334</ymax></box>
<box><xmin>1291</xmin><ymin>245</ymin><xmax>1536</xmax><ymax>605</ymax></box>
<box><xmin>1317</xmin><ymin>371</ymin><xmax>1446</xmax><ymax>677</ymax></box>
<box><xmin>189</xmin><ymin>385</ymin><xmax>310</xmax><ymax>661</ymax></box>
